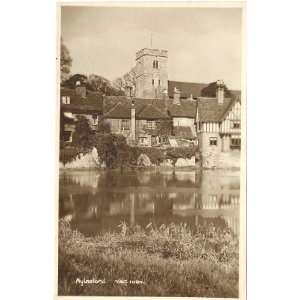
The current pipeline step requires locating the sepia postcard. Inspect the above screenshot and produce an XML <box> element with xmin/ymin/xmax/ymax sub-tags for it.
<box><xmin>56</xmin><ymin>1</ymin><xmax>246</xmax><ymax>299</ymax></box>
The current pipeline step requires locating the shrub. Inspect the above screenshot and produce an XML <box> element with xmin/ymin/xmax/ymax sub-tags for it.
<box><xmin>58</xmin><ymin>219</ymin><xmax>239</xmax><ymax>297</ymax></box>
<box><xmin>59</xmin><ymin>146</ymin><xmax>89</xmax><ymax>165</ymax></box>
<box><xmin>72</xmin><ymin>116</ymin><xmax>96</xmax><ymax>149</ymax></box>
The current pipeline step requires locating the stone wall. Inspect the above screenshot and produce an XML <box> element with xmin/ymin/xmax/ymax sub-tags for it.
<box><xmin>198</xmin><ymin>132</ymin><xmax>240</xmax><ymax>169</ymax></box>
<box><xmin>60</xmin><ymin>147</ymin><xmax>101</xmax><ymax>169</ymax></box>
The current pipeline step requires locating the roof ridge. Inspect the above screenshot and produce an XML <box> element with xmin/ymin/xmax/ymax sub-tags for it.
<box><xmin>168</xmin><ymin>80</ymin><xmax>208</xmax><ymax>85</ymax></box>
<box><xmin>104</xmin><ymin>101</ymin><xmax>124</xmax><ymax>117</ymax></box>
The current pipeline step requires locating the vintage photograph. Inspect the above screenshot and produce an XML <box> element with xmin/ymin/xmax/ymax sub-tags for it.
<box><xmin>57</xmin><ymin>3</ymin><xmax>245</xmax><ymax>298</ymax></box>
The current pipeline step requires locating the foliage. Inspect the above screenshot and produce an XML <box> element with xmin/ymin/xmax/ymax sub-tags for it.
<box><xmin>87</xmin><ymin>74</ymin><xmax>125</xmax><ymax>96</ymax></box>
<box><xmin>166</xmin><ymin>147</ymin><xmax>197</xmax><ymax>164</ymax></box>
<box><xmin>59</xmin><ymin>146</ymin><xmax>89</xmax><ymax>165</ymax></box>
<box><xmin>60</xmin><ymin>40</ymin><xmax>72</xmax><ymax>82</ymax></box>
<box><xmin>97</xmin><ymin>119</ymin><xmax>112</xmax><ymax>134</ymax></box>
<box><xmin>95</xmin><ymin>133</ymin><xmax>129</xmax><ymax>168</ymax></box>
<box><xmin>72</xmin><ymin>116</ymin><xmax>95</xmax><ymax>149</ymax></box>
<box><xmin>133</xmin><ymin>147</ymin><xmax>165</xmax><ymax>165</ymax></box>
<box><xmin>62</xmin><ymin>73</ymin><xmax>88</xmax><ymax>88</ymax></box>
<box><xmin>201</xmin><ymin>81</ymin><xmax>232</xmax><ymax>98</ymax></box>
<box><xmin>112</xmin><ymin>67</ymin><xmax>136</xmax><ymax>96</ymax></box>
<box><xmin>58</xmin><ymin>218</ymin><xmax>238</xmax><ymax>297</ymax></box>
<box><xmin>62</xmin><ymin>73</ymin><xmax>125</xmax><ymax>96</ymax></box>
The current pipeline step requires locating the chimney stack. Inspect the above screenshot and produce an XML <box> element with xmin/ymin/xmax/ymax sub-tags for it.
<box><xmin>163</xmin><ymin>89</ymin><xmax>169</xmax><ymax>114</ymax></box>
<box><xmin>75</xmin><ymin>80</ymin><xmax>86</xmax><ymax>98</ymax></box>
<box><xmin>216</xmin><ymin>80</ymin><xmax>224</xmax><ymax>104</ymax></box>
<box><xmin>173</xmin><ymin>87</ymin><xmax>181</xmax><ymax>105</ymax></box>
<box><xmin>131</xmin><ymin>99</ymin><xmax>136</xmax><ymax>142</ymax></box>
<box><xmin>125</xmin><ymin>85</ymin><xmax>133</xmax><ymax>98</ymax></box>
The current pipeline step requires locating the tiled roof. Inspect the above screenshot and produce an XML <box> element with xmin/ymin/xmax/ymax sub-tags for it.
<box><xmin>197</xmin><ymin>97</ymin><xmax>235</xmax><ymax>122</ymax></box>
<box><xmin>103</xmin><ymin>96</ymin><xmax>196</xmax><ymax>119</ymax></box>
<box><xmin>173</xmin><ymin>126</ymin><xmax>195</xmax><ymax>139</ymax></box>
<box><xmin>168</xmin><ymin>100</ymin><xmax>196</xmax><ymax>118</ymax></box>
<box><xmin>103</xmin><ymin>96</ymin><xmax>169</xmax><ymax>120</ymax></box>
<box><xmin>138</xmin><ymin>104</ymin><xmax>169</xmax><ymax>120</ymax></box>
<box><xmin>168</xmin><ymin>80</ymin><xmax>208</xmax><ymax>98</ymax></box>
<box><xmin>60</xmin><ymin>87</ymin><xmax>102</xmax><ymax>113</ymax></box>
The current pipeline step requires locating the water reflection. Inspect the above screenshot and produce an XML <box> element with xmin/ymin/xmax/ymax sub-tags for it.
<box><xmin>59</xmin><ymin>169</ymin><xmax>240</xmax><ymax>236</ymax></box>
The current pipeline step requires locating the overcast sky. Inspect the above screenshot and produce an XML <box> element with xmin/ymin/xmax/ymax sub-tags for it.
<box><xmin>61</xmin><ymin>6</ymin><xmax>242</xmax><ymax>90</ymax></box>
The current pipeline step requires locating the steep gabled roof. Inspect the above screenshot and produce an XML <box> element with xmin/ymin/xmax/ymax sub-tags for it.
<box><xmin>60</xmin><ymin>87</ymin><xmax>102</xmax><ymax>113</ymax></box>
<box><xmin>197</xmin><ymin>97</ymin><xmax>234</xmax><ymax>122</ymax></box>
<box><xmin>168</xmin><ymin>80</ymin><xmax>208</xmax><ymax>98</ymax></box>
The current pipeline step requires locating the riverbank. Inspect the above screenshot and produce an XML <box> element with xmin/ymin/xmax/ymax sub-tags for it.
<box><xmin>58</xmin><ymin>219</ymin><xmax>239</xmax><ymax>297</ymax></box>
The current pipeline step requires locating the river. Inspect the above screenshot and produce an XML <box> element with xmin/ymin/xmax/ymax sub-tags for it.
<box><xmin>59</xmin><ymin>169</ymin><xmax>240</xmax><ymax>237</ymax></box>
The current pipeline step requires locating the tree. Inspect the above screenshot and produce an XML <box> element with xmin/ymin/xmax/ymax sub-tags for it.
<box><xmin>112</xmin><ymin>67</ymin><xmax>136</xmax><ymax>96</ymax></box>
<box><xmin>72</xmin><ymin>116</ymin><xmax>95</xmax><ymax>149</ymax></box>
<box><xmin>60</xmin><ymin>39</ymin><xmax>72</xmax><ymax>82</ymax></box>
<box><xmin>201</xmin><ymin>81</ymin><xmax>232</xmax><ymax>98</ymax></box>
<box><xmin>98</xmin><ymin>119</ymin><xmax>111</xmax><ymax>134</ymax></box>
<box><xmin>61</xmin><ymin>73</ymin><xmax>87</xmax><ymax>89</ymax></box>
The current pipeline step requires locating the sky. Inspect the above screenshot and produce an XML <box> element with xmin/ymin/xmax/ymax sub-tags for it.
<box><xmin>61</xmin><ymin>6</ymin><xmax>242</xmax><ymax>90</ymax></box>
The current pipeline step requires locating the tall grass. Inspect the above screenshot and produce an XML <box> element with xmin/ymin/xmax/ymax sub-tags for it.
<box><xmin>58</xmin><ymin>219</ymin><xmax>238</xmax><ymax>297</ymax></box>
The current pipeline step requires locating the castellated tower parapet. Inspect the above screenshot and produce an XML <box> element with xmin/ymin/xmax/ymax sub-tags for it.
<box><xmin>135</xmin><ymin>48</ymin><xmax>168</xmax><ymax>99</ymax></box>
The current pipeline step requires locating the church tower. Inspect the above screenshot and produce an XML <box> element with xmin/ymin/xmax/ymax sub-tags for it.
<box><xmin>135</xmin><ymin>48</ymin><xmax>168</xmax><ymax>99</ymax></box>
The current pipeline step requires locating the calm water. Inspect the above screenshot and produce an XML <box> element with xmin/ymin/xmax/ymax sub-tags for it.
<box><xmin>59</xmin><ymin>169</ymin><xmax>240</xmax><ymax>236</ymax></box>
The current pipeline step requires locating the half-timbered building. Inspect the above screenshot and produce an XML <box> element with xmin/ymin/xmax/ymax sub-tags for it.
<box><xmin>195</xmin><ymin>80</ymin><xmax>241</xmax><ymax>168</ymax></box>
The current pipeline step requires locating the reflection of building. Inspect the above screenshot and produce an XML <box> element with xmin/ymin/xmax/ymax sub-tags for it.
<box><xmin>200</xmin><ymin>170</ymin><xmax>239</xmax><ymax>209</ymax></box>
<box><xmin>60</xmin><ymin>170</ymin><xmax>240</xmax><ymax>236</ymax></box>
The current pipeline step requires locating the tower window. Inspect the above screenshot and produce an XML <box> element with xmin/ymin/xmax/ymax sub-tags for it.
<box><xmin>209</xmin><ymin>137</ymin><xmax>218</xmax><ymax>146</ymax></box>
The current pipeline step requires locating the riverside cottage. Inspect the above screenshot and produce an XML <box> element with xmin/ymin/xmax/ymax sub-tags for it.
<box><xmin>102</xmin><ymin>96</ymin><xmax>169</xmax><ymax>146</ymax></box>
<box><xmin>195</xmin><ymin>80</ymin><xmax>241</xmax><ymax>168</ymax></box>
<box><xmin>102</xmin><ymin>91</ymin><xmax>199</xmax><ymax>147</ymax></box>
<box><xmin>60</xmin><ymin>82</ymin><xmax>102</xmax><ymax>143</ymax></box>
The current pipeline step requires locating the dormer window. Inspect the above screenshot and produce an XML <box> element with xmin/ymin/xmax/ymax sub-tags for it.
<box><xmin>62</xmin><ymin>96</ymin><xmax>70</xmax><ymax>104</ymax></box>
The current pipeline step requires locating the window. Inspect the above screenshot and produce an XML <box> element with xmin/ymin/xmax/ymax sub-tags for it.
<box><xmin>146</xmin><ymin>120</ymin><xmax>156</xmax><ymax>129</ymax></box>
<box><xmin>232</xmin><ymin>121</ymin><xmax>240</xmax><ymax>129</ymax></box>
<box><xmin>121</xmin><ymin>119</ymin><xmax>130</xmax><ymax>130</ymax></box>
<box><xmin>209</xmin><ymin>137</ymin><xmax>217</xmax><ymax>146</ymax></box>
<box><xmin>158</xmin><ymin>79</ymin><xmax>160</xmax><ymax>86</ymax></box>
<box><xmin>152</xmin><ymin>79</ymin><xmax>154</xmax><ymax>86</ymax></box>
<box><xmin>62</xmin><ymin>96</ymin><xmax>70</xmax><ymax>104</ymax></box>
<box><xmin>92</xmin><ymin>114</ymin><xmax>98</xmax><ymax>126</ymax></box>
<box><xmin>231</xmin><ymin>138</ymin><xmax>241</xmax><ymax>149</ymax></box>
<box><xmin>153</xmin><ymin>60</ymin><xmax>159</xmax><ymax>69</ymax></box>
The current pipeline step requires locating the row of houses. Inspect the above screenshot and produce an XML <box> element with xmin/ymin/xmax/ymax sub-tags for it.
<box><xmin>60</xmin><ymin>47</ymin><xmax>241</xmax><ymax>167</ymax></box>
<box><xmin>61</xmin><ymin>81</ymin><xmax>240</xmax><ymax>150</ymax></box>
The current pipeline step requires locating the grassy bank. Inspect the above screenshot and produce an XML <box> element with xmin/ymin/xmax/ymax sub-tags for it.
<box><xmin>58</xmin><ymin>219</ymin><xmax>239</xmax><ymax>297</ymax></box>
